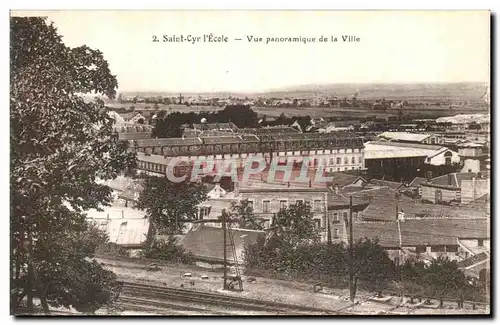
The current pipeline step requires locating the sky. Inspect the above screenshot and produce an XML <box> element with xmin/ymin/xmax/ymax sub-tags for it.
<box><xmin>12</xmin><ymin>10</ymin><xmax>491</xmax><ymax>93</ymax></box>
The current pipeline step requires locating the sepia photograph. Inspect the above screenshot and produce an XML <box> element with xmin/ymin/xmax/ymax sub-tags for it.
<box><xmin>9</xmin><ymin>10</ymin><xmax>491</xmax><ymax>316</ymax></box>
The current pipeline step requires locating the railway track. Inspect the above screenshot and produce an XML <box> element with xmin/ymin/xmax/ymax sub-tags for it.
<box><xmin>119</xmin><ymin>281</ymin><xmax>346</xmax><ymax>315</ymax></box>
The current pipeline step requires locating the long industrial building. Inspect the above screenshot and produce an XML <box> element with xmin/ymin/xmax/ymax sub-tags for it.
<box><xmin>131</xmin><ymin>132</ymin><xmax>366</xmax><ymax>174</ymax></box>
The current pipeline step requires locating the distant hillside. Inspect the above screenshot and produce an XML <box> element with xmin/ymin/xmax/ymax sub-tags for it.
<box><xmin>261</xmin><ymin>82</ymin><xmax>488</xmax><ymax>101</ymax></box>
<box><xmin>118</xmin><ymin>82</ymin><xmax>488</xmax><ymax>102</ymax></box>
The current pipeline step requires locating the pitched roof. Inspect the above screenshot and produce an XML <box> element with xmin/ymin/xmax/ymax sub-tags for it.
<box><xmin>457</xmin><ymin>252</ymin><xmax>489</xmax><ymax>268</ymax></box>
<box><xmin>408</xmin><ymin>177</ymin><xmax>427</xmax><ymax>188</ymax></box>
<box><xmin>180</xmin><ymin>225</ymin><xmax>264</xmax><ymax>263</ymax></box>
<box><xmin>378</xmin><ymin>132</ymin><xmax>431</xmax><ymax>142</ymax></box>
<box><xmin>327</xmin><ymin>193</ymin><xmax>368</xmax><ymax>209</ymax></box>
<box><xmin>400</xmin><ymin>218</ymin><xmax>489</xmax><ymax>246</ymax></box>
<box><xmin>364</xmin><ymin>142</ymin><xmax>446</xmax><ymax>160</ymax></box>
<box><xmin>422</xmin><ymin>172</ymin><xmax>476</xmax><ymax>189</ymax></box>
<box><xmin>346</xmin><ymin>218</ymin><xmax>489</xmax><ymax>248</ymax></box>
<box><xmin>349</xmin><ymin>221</ymin><xmax>400</xmax><ymax>248</ymax></box>
<box><xmin>356</xmin><ymin>186</ymin><xmax>486</xmax><ymax>221</ymax></box>
<box><xmin>370</xmin><ymin>179</ymin><xmax>404</xmax><ymax>190</ymax></box>
<box><xmin>327</xmin><ymin>173</ymin><xmax>367</xmax><ymax>188</ymax></box>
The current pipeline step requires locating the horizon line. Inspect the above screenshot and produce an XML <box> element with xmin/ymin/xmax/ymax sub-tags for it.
<box><xmin>116</xmin><ymin>80</ymin><xmax>489</xmax><ymax>95</ymax></box>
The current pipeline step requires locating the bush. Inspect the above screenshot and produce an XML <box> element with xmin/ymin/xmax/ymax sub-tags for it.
<box><xmin>140</xmin><ymin>236</ymin><xmax>194</xmax><ymax>264</ymax></box>
<box><xmin>96</xmin><ymin>242</ymin><xmax>130</xmax><ymax>258</ymax></box>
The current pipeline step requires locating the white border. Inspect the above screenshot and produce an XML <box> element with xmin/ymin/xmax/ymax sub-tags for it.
<box><xmin>2</xmin><ymin>1</ymin><xmax>498</xmax><ymax>324</ymax></box>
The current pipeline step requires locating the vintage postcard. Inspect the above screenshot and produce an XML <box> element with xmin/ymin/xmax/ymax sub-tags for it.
<box><xmin>10</xmin><ymin>10</ymin><xmax>491</xmax><ymax>316</ymax></box>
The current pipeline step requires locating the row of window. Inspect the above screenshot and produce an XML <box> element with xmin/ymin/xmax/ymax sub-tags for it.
<box><xmin>248</xmin><ymin>199</ymin><xmax>324</xmax><ymax>213</ymax></box>
<box><xmin>331</xmin><ymin>211</ymin><xmax>359</xmax><ymax>221</ymax></box>
<box><xmin>326</xmin><ymin>156</ymin><xmax>362</xmax><ymax>165</ymax></box>
<box><xmin>327</xmin><ymin>166</ymin><xmax>362</xmax><ymax>172</ymax></box>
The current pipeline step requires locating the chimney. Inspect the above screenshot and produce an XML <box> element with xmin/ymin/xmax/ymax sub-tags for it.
<box><xmin>447</xmin><ymin>174</ymin><xmax>453</xmax><ymax>186</ymax></box>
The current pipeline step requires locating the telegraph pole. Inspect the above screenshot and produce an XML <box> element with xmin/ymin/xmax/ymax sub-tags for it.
<box><xmin>349</xmin><ymin>195</ymin><xmax>354</xmax><ymax>302</ymax></box>
<box><xmin>222</xmin><ymin>210</ymin><xmax>228</xmax><ymax>290</ymax></box>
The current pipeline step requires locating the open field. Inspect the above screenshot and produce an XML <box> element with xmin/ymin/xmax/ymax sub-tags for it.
<box><xmin>106</xmin><ymin>102</ymin><xmax>487</xmax><ymax>119</ymax></box>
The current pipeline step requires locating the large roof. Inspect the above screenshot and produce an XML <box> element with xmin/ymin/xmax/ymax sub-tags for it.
<box><xmin>93</xmin><ymin>217</ymin><xmax>150</xmax><ymax>248</ymax></box>
<box><xmin>354</xmin><ymin>186</ymin><xmax>488</xmax><ymax>221</ymax></box>
<box><xmin>364</xmin><ymin>141</ymin><xmax>450</xmax><ymax>160</ymax></box>
<box><xmin>378</xmin><ymin>132</ymin><xmax>431</xmax><ymax>142</ymax></box>
<box><xmin>180</xmin><ymin>225</ymin><xmax>264</xmax><ymax>263</ymax></box>
<box><xmin>113</xmin><ymin>124</ymin><xmax>153</xmax><ymax>133</ymax></box>
<box><xmin>350</xmin><ymin>221</ymin><xmax>401</xmax><ymax>247</ymax></box>
<box><xmin>400</xmin><ymin>218</ymin><xmax>489</xmax><ymax>246</ymax></box>
<box><xmin>422</xmin><ymin>172</ymin><xmax>477</xmax><ymax>189</ymax></box>
<box><xmin>346</xmin><ymin>218</ymin><xmax>489</xmax><ymax>248</ymax></box>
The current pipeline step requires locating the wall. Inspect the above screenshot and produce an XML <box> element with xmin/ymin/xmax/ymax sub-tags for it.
<box><xmin>461</xmin><ymin>178</ymin><xmax>490</xmax><ymax>204</ymax></box>
<box><xmin>427</xmin><ymin>149</ymin><xmax>460</xmax><ymax>166</ymax></box>
<box><xmin>421</xmin><ymin>185</ymin><xmax>459</xmax><ymax>204</ymax></box>
<box><xmin>137</xmin><ymin>149</ymin><xmax>365</xmax><ymax>179</ymax></box>
<box><xmin>240</xmin><ymin>190</ymin><xmax>327</xmax><ymax>229</ymax></box>
<box><xmin>458</xmin><ymin>147</ymin><xmax>483</xmax><ymax>157</ymax></box>
<box><xmin>461</xmin><ymin>159</ymin><xmax>481</xmax><ymax>173</ymax></box>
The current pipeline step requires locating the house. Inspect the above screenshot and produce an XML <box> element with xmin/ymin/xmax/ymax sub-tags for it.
<box><xmin>460</xmin><ymin>176</ymin><xmax>490</xmax><ymax>204</ymax></box>
<box><xmin>117</xmin><ymin>112</ymin><xmax>147</xmax><ymax>124</ymax></box>
<box><xmin>420</xmin><ymin>172</ymin><xmax>489</xmax><ymax>204</ymax></box>
<box><xmin>369</xmin><ymin>179</ymin><xmax>404</xmax><ymax>191</ymax></box>
<box><xmin>236</xmin><ymin>179</ymin><xmax>329</xmax><ymax>230</ymax></box>
<box><xmin>377</xmin><ymin>132</ymin><xmax>444</xmax><ymax>145</ymax></box>
<box><xmin>364</xmin><ymin>141</ymin><xmax>460</xmax><ymax>182</ymax></box>
<box><xmin>407</xmin><ymin>176</ymin><xmax>427</xmax><ymax>196</ymax></box>
<box><xmin>346</xmin><ymin>185</ymin><xmax>488</xmax><ymax>222</ymax></box>
<box><xmin>336</xmin><ymin>217</ymin><xmax>489</xmax><ymax>265</ymax></box>
<box><xmin>327</xmin><ymin>190</ymin><xmax>370</xmax><ymax>241</ymax></box>
<box><xmin>436</xmin><ymin>114</ymin><xmax>490</xmax><ymax>133</ymax></box>
<box><xmin>180</xmin><ymin>224</ymin><xmax>264</xmax><ymax>265</ymax></box>
<box><xmin>86</xmin><ymin>201</ymin><xmax>150</xmax><ymax>250</ymax></box>
<box><xmin>318</xmin><ymin>121</ymin><xmax>361</xmax><ymax>133</ymax></box>
<box><xmin>113</xmin><ymin>124</ymin><xmax>153</xmax><ymax>140</ymax></box>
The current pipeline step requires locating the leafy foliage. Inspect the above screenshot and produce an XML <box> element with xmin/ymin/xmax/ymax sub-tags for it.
<box><xmin>151</xmin><ymin>105</ymin><xmax>312</xmax><ymax>138</ymax></box>
<box><xmin>228</xmin><ymin>199</ymin><xmax>264</xmax><ymax>230</ymax></box>
<box><xmin>135</xmin><ymin>175</ymin><xmax>208</xmax><ymax>235</ymax></box>
<box><xmin>95</xmin><ymin>242</ymin><xmax>130</xmax><ymax>258</ymax></box>
<box><xmin>272</xmin><ymin>202</ymin><xmax>320</xmax><ymax>248</ymax></box>
<box><xmin>352</xmin><ymin>238</ymin><xmax>395</xmax><ymax>293</ymax></box>
<box><xmin>11</xmin><ymin>17</ymin><xmax>135</xmax><ymax>313</ymax></box>
<box><xmin>140</xmin><ymin>236</ymin><xmax>194</xmax><ymax>264</ymax></box>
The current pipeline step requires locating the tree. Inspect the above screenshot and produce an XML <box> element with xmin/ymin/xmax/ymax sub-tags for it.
<box><xmin>135</xmin><ymin>175</ymin><xmax>208</xmax><ymax>235</ymax></box>
<box><xmin>423</xmin><ymin>257</ymin><xmax>468</xmax><ymax>308</ymax></box>
<box><xmin>468</xmin><ymin>123</ymin><xmax>481</xmax><ymax>130</ymax></box>
<box><xmin>10</xmin><ymin>17</ymin><xmax>135</xmax><ymax>314</ymax></box>
<box><xmin>352</xmin><ymin>238</ymin><xmax>396</xmax><ymax>297</ymax></box>
<box><xmin>272</xmin><ymin>202</ymin><xmax>320</xmax><ymax>248</ymax></box>
<box><xmin>229</xmin><ymin>199</ymin><xmax>264</xmax><ymax>230</ymax></box>
<box><xmin>157</xmin><ymin>110</ymin><xmax>167</xmax><ymax>119</ymax></box>
<box><xmin>140</xmin><ymin>236</ymin><xmax>194</xmax><ymax>264</ymax></box>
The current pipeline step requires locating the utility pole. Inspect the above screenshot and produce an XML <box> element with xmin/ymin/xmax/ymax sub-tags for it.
<box><xmin>349</xmin><ymin>195</ymin><xmax>354</xmax><ymax>302</ymax></box>
<box><xmin>222</xmin><ymin>210</ymin><xmax>228</xmax><ymax>290</ymax></box>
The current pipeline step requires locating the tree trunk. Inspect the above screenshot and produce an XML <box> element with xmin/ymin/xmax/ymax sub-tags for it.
<box><xmin>353</xmin><ymin>277</ymin><xmax>358</xmax><ymax>300</ymax></box>
<box><xmin>40</xmin><ymin>285</ymin><xmax>50</xmax><ymax>315</ymax></box>
<box><xmin>26</xmin><ymin>247</ymin><xmax>33</xmax><ymax>310</ymax></box>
